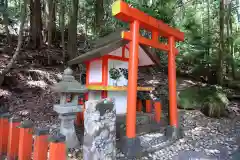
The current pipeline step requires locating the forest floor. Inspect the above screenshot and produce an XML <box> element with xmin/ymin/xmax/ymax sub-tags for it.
<box><xmin>0</xmin><ymin>48</ymin><xmax>240</xmax><ymax>160</ymax></box>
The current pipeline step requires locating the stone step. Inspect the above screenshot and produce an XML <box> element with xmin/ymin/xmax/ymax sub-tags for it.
<box><xmin>116</xmin><ymin>112</ymin><xmax>155</xmax><ymax>125</ymax></box>
<box><xmin>116</xmin><ymin>133</ymin><xmax>172</xmax><ymax>159</ymax></box>
<box><xmin>116</xmin><ymin>119</ymin><xmax>168</xmax><ymax>139</ymax></box>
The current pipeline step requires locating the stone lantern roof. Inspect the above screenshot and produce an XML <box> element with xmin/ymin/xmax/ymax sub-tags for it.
<box><xmin>52</xmin><ymin>67</ymin><xmax>87</xmax><ymax>93</ymax></box>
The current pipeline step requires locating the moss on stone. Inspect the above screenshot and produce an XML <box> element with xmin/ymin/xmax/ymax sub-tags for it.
<box><xmin>177</xmin><ymin>85</ymin><xmax>229</xmax><ymax>118</ymax></box>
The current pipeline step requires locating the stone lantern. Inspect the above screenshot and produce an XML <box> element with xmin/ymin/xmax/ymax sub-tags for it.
<box><xmin>52</xmin><ymin>67</ymin><xmax>87</xmax><ymax>148</ymax></box>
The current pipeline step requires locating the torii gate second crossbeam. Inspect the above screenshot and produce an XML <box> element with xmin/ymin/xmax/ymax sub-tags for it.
<box><xmin>112</xmin><ymin>0</ymin><xmax>184</xmax><ymax>157</ymax></box>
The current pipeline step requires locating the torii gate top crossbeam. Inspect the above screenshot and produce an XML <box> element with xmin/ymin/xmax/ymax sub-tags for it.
<box><xmin>112</xmin><ymin>0</ymin><xmax>184</xmax><ymax>41</ymax></box>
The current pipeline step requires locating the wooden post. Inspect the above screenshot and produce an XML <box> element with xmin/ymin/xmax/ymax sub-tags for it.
<box><xmin>137</xmin><ymin>99</ymin><xmax>142</xmax><ymax>112</ymax></box>
<box><xmin>76</xmin><ymin>96</ymin><xmax>84</xmax><ymax>126</ymax></box>
<box><xmin>154</xmin><ymin>101</ymin><xmax>162</xmax><ymax>123</ymax></box>
<box><xmin>49</xmin><ymin>134</ymin><xmax>67</xmax><ymax>160</ymax></box>
<box><xmin>0</xmin><ymin>113</ymin><xmax>10</xmax><ymax>157</ymax></box>
<box><xmin>168</xmin><ymin>36</ymin><xmax>178</xmax><ymax>127</ymax></box>
<box><xmin>18</xmin><ymin>120</ymin><xmax>33</xmax><ymax>160</ymax></box>
<box><xmin>76</xmin><ymin>93</ymin><xmax>88</xmax><ymax>126</ymax></box>
<box><xmin>145</xmin><ymin>100</ymin><xmax>152</xmax><ymax>113</ymax></box>
<box><xmin>7</xmin><ymin>117</ymin><xmax>21</xmax><ymax>160</ymax></box>
<box><xmin>33</xmin><ymin>128</ymin><xmax>49</xmax><ymax>160</ymax></box>
<box><xmin>126</xmin><ymin>20</ymin><xmax>140</xmax><ymax>138</ymax></box>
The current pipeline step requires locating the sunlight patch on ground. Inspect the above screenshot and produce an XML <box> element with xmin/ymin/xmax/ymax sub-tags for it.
<box><xmin>140</xmin><ymin>133</ymin><xmax>164</xmax><ymax>141</ymax></box>
<box><xmin>26</xmin><ymin>80</ymin><xmax>48</xmax><ymax>89</ymax></box>
<box><xmin>0</xmin><ymin>89</ymin><xmax>12</xmax><ymax>97</ymax></box>
<box><xmin>179</xmin><ymin>80</ymin><xmax>196</xmax><ymax>87</ymax></box>
<box><xmin>147</xmin><ymin>80</ymin><xmax>160</xmax><ymax>84</ymax></box>
<box><xmin>189</xmin><ymin>127</ymin><xmax>209</xmax><ymax>135</ymax></box>
<box><xmin>28</xmin><ymin>69</ymin><xmax>50</xmax><ymax>78</ymax></box>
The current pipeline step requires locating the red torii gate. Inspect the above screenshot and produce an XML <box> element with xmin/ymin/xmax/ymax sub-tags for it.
<box><xmin>112</xmin><ymin>0</ymin><xmax>184</xmax><ymax>156</ymax></box>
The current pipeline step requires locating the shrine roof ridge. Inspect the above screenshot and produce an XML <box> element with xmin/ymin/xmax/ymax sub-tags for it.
<box><xmin>68</xmin><ymin>29</ymin><xmax>161</xmax><ymax>66</ymax></box>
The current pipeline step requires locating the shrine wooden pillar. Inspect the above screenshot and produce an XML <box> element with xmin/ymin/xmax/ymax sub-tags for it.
<box><xmin>126</xmin><ymin>20</ymin><xmax>139</xmax><ymax>138</ymax></box>
<box><xmin>168</xmin><ymin>36</ymin><xmax>178</xmax><ymax>127</ymax></box>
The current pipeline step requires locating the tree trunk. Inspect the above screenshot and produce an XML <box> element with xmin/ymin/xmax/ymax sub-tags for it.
<box><xmin>60</xmin><ymin>0</ymin><xmax>65</xmax><ymax>60</ymax></box>
<box><xmin>229</xmin><ymin>3</ymin><xmax>235</xmax><ymax>79</ymax></box>
<box><xmin>226</xmin><ymin>4</ymin><xmax>230</xmax><ymax>76</ymax></box>
<box><xmin>206</xmin><ymin>0</ymin><xmax>210</xmax><ymax>56</ymax></box>
<box><xmin>29</xmin><ymin>0</ymin><xmax>42</xmax><ymax>49</ymax></box>
<box><xmin>67</xmin><ymin>0</ymin><xmax>79</xmax><ymax>60</ymax></box>
<box><xmin>2</xmin><ymin>11</ymin><xmax>11</xmax><ymax>45</ymax></box>
<box><xmin>0</xmin><ymin>0</ymin><xmax>27</xmax><ymax>86</ymax></box>
<box><xmin>95</xmin><ymin>0</ymin><xmax>104</xmax><ymax>37</ymax></box>
<box><xmin>217</xmin><ymin>0</ymin><xmax>225</xmax><ymax>85</ymax></box>
<box><xmin>47</xmin><ymin>0</ymin><xmax>55</xmax><ymax>46</ymax></box>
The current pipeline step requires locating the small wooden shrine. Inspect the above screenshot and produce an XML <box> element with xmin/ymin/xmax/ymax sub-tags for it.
<box><xmin>68</xmin><ymin>30</ymin><xmax>160</xmax><ymax>115</ymax></box>
<box><xmin>69</xmin><ymin>0</ymin><xmax>184</xmax><ymax>157</ymax></box>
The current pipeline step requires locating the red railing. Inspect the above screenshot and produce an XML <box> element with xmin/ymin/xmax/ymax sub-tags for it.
<box><xmin>137</xmin><ymin>99</ymin><xmax>162</xmax><ymax>123</ymax></box>
<box><xmin>0</xmin><ymin>114</ymin><xmax>67</xmax><ymax>160</ymax></box>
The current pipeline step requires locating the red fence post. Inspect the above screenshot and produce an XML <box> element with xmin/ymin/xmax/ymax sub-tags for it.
<box><xmin>49</xmin><ymin>134</ymin><xmax>67</xmax><ymax>160</ymax></box>
<box><xmin>33</xmin><ymin>128</ymin><xmax>49</xmax><ymax>160</ymax></box>
<box><xmin>137</xmin><ymin>99</ymin><xmax>142</xmax><ymax>112</ymax></box>
<box><xmin>154</xmin><ymin>101</ymin><xmax>162</xmax><ymax>123</ymax></box>
<box><xmin>76</xmin><ymin>97</ymin><xmax>84</xmax><ymax>126</ymax></box>
<box><xmin>7</xmin><ymin>117</ymin><xmax>21</xmax><ymax>160</ymax></box>
<box><xmin>145</xmin><ymin>100</ymin><xmax>152</xmax><ymax>113</ymax></box>
<box><xmin>18</xmin><ymin>120</ymin><xmax>34</xmax><ymax>160</ymax></box>
<box><xmin>0</xmin><ymin>113</ymin><xmax>10</xmax><ymax>157</ymax></box>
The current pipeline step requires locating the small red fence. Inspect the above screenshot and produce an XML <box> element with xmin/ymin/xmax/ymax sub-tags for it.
<box><xmin>0</xmin><ymin>114</ymin><xmax>67</xmax><ymax>160</ymax></box>
<box><xmin>0</xmin><ymin>99</ymin><xmax>162</xmax><ymax>160</ymax></box>
<box><xmin>137</xmin><ymin>99</ymin><xmax>162</xmax><ymax>123</ymax></box>
<box><xmin>76</xmin><ymin>99</ymin><xmax>163</xmax><ymax>126</ymax></box>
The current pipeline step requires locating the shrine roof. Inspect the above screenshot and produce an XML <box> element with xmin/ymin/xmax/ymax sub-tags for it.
<box><xmin>67</xmin><ymin>29</ymin><xmax>161</xmax><ymax>66</ymax></box>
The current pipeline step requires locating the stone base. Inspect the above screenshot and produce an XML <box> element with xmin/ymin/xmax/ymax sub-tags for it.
<box><xmin>116</xmin><ymin>112</ymin><xmax>168</xmax><ymax>139</ymax></box>
<box><xmin>59</xmin><ymin>114</ymin><xmax>80</xmax><ymax>148</ymax></box>
<box><xmin>120</xmin><ymin>136</ymin><xmax>142</xmax><ymax>159</ymax></box>
<box><xmin>165</xmin><ymin>125</ymin><xmax>184</xmax><ymax>140</ymax></box>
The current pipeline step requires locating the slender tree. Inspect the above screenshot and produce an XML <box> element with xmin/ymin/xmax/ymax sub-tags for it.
<box><xmin>60</xmin><ymin>0</ymin><xmax>65</xmax><ymax>59</ymax></box>
<box><xmin>228</xmin><ymin>2</ymin><xmax>236</xmax><ymax>79</ymax></box>
<box><xmin>2</xmin><ymin>0</ymin><xmax>11</xmax><ymax>45</ymax></box>
<box><xmin>67</xmin><ymin>0</ymin><xmax>79</xmax><ymax>60</ymax></box>
<box><xmin>28</xmin><ymin>0</ymin><xmax>42</xmax><ymax>49</ymax></box>
<box><xmin>47</xmin><ymin>0</ymin><xmax>56</xmax><ymax>46</ymax></box>
<box><xmin>95</xmin><ymin>0</ymin><xmax>104</xmax><ymax>36</ymax></box>
<box><xmin>217</xmin><ymin>0</ymin><xmax>225</xmax><ymax>85</ymax></box>
<box><xmin>0</xmin><ymin>0</ymin><xmax>27</xmax><ymax>86</ymax></box>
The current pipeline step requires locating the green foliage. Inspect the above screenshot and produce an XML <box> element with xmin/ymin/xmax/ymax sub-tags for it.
<box><xmin>109</xmin><ymin>68</ymin><xmax>121</xmax><ymax>80</ymax></box>
<box><xmin>119</xmin><ymin>68</ymin><xmax>128</xmax><ymax>80</ymax></box>
<box><xmin>178</xmin><ymin>85</ymin><xmax>229</xmax><ymax>118</ymax></box>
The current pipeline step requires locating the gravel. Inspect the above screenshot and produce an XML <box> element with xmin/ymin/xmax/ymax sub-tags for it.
<box><xmin>115</xmin><ymin>110</ymin><xmax>240</xmax><ymax>160</ymax></box>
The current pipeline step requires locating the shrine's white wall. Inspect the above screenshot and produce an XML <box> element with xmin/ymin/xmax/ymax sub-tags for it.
<box><xmin>89</xmin><ymin>59</ymin><xmax>102</xmax><ymax>83</ymax></box>
<box><xmin>107</xmin><ymin>91</ymin><xmax>127</xmax><ymax>114</ymax></box>
<box><xmin>108</xmin><ymin>59</ymin><xmax>128</xmax><ymax>86</ymax></box>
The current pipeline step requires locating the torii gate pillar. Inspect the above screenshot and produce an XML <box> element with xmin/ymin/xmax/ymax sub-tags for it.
<box><xmin>112</xmin><ymin>0</ymin><xmax>184</xmax><ymax>157</ymax></box>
